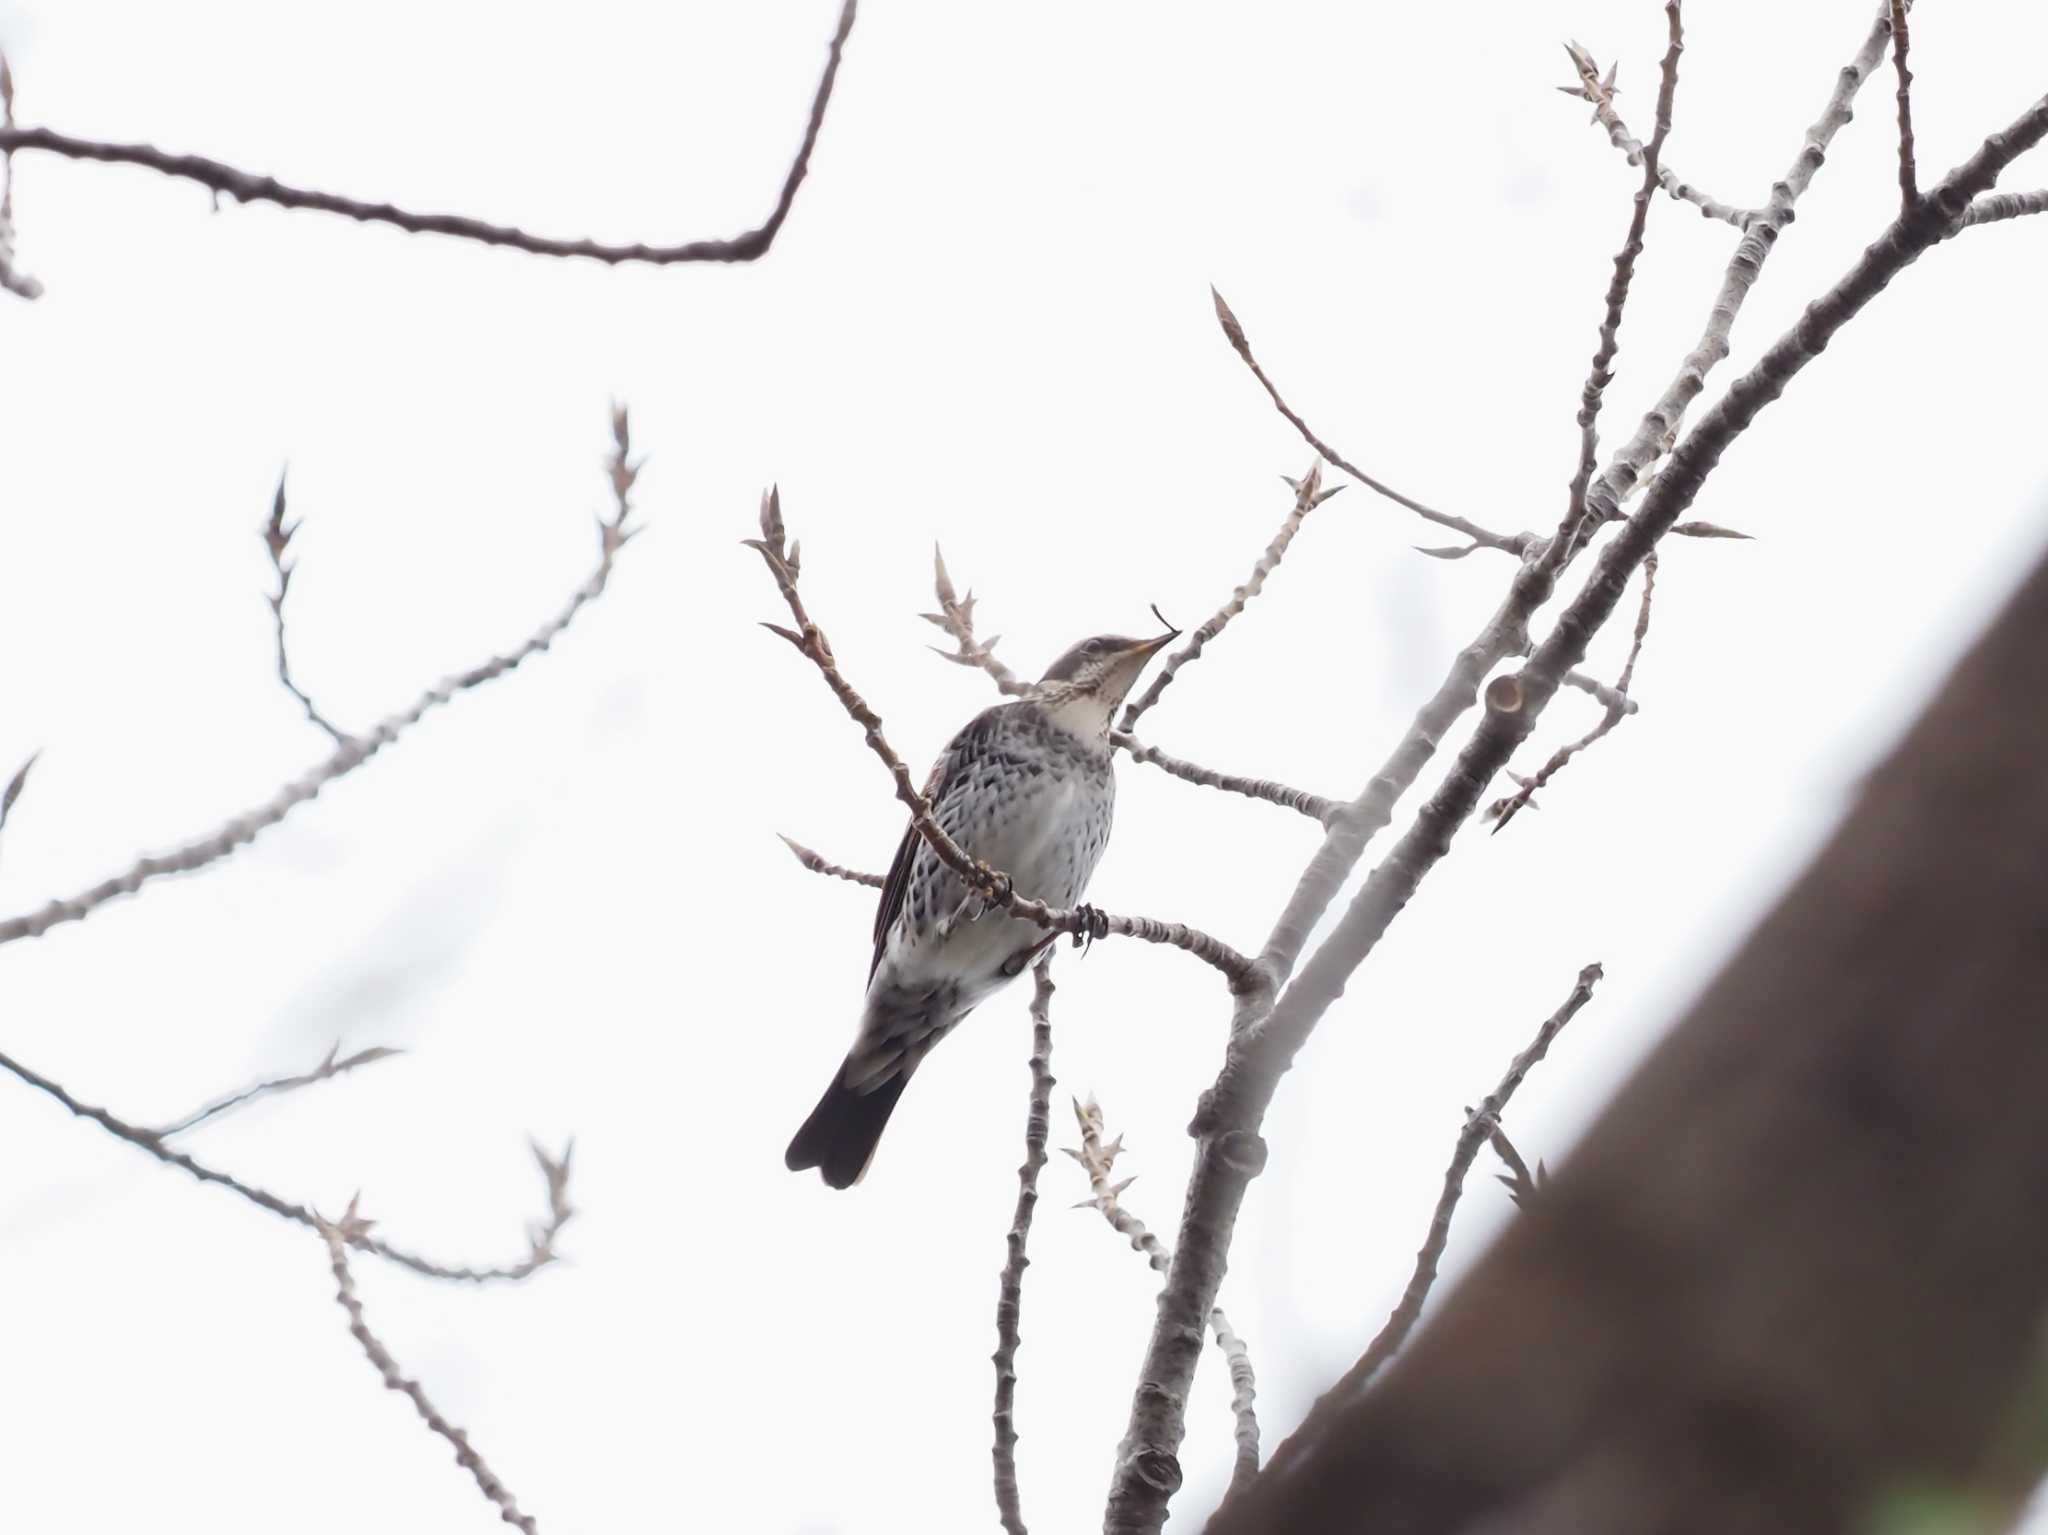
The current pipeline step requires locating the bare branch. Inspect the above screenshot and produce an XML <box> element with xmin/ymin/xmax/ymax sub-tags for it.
<box><xmin>1319</xmin><ymin>963</ymin><xmax>1602</xmax><ymax>1406</ymax></box>
<box><xmin>0</xmin><ymin>1042</ymin><xmax>574</xmax><ymax>1284</ymax></box>
<box><xmin>154</xmin><ymin>1040</ymin><xmax>404</xmax><ymax>1138</ymax></box>
<box><xmin>0</xmin><ymin>747</ymin><xmax>39</xmax><ymax>868</ymax></box>
<box><xmin>1563</xmin><ymin>40</ymin><xmax>1753</xmax><ymax>230</ymax></box>
<box><xmin>1556</xmin><ymin>7</ymin><xmax>1685</xmax><ymax>561</ymax></box>
<box><xmin>1557</xmin><ymin>666</ymin><xmax>1639</xmax><ymax>717</ymax></box>
<box><xmin>1119</xmin><ymin>466</ymin><xmax>1339</xmax><ymax>731</ymax></box>
<box><xmin>1112</xmin><ymin>730</ymin><xmax>1338</xmax><ymax>828</ymax></box>
<box><xmin>925</xmin><ymin>546</ymin><xmax>1032</xmax><ymax>699</ymax></box>
<box><xmin>0</xmin><ymin>49</ymin><xmax>40</xmax><ymax>298</ymax></box>
<box><xmin>1956</xmin><ymin>187</ymin><xmax>2048</xmax><ymax>229</ymax></box>
<box><xmin>319</xmin><ymin>1205</ymin><xmax>540</xmax><ymax>1534</ymax></box>
<box><xmin>1208</xmin><ymin>289</ymin><xmax>1532</xmax><ymax>558</ymax></box>
<box><xmin>0</xmin><ymin>420</ymin><xmax>638</xmax><ymax>949</ymax></box>
<box><xmin>262</xmin><ymin>469</ymin><xmax>352</xmax><ymax>747</ymax></box>
<box><xmin>749</xmin><ymin>488</ymin><xmax>1254</xmax><ymax>985</ymax></box>
<box><xmin>1068</xmin><ymin>1098</ymin><xmax>1261</xmax><ymax>1492</ymax></box>
<box><xmin>1890</xmin><ymin>0</ymin><xmax>1919</xmax><ymax>209</ymax></box>
<box><xmin>1490</xmin><ymin>551</ymin><xmax>1658</xmax><ymax>831</ymax></box>
<box><xmin>992</xmin><ymin>960</ymin><xmax>1057</xmax><ymax>1535</ymax></box>
<box><xmin>776</xmin><ymin>833</ymin><xmax>885</xmax><ymax>889</ymax></box>
<box><xmin>0</xmin><ymin>1</ymin><xmax>857</xmax><ymax>296</ymax></box>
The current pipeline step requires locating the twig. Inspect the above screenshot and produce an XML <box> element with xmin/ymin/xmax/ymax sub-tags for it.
<box><xmin>1322</xmin><ymin>963</ymin><xmax>1602</xmax><ymax>1406</ymax></box>
<box><xmin>992</xmin><ymin>960</ymin><xmax>1057</xmax><ymax>1535</ymax></box>
<box><xmin>1490</xmin><ymin>551</ymin><xmax>1658</xmax><ymax>831</ymax></box>
<box><xmin>1557</xmin><ymin>665</ymin><xmax>1640</xmax><ymax>717</ymax></box>
<box><xmin>319</xmin><ymin>1204</ymin><xmax>540</xmax><ymax>1533</ymax></box>
<box><xmin>0</xmin><ymin>416</ymin><xmax>639</xmax><ymax>949</ymax></box>
<box><xmin>1112</xmin><ymin>731</ymin><xmax>1337</xmax><ymax>828</ymax></box>
<box><xmin>1562</xmin><ymin>41</ymin><xmax>1754</xmax><ymax>230</ymax></box>
<box><xmin>1068</xmin><ymin>1099</ymin><xmax>1261</xmax><ymax>1491</ymax></box>
<box><xmin>777</xmin><ymin>833</ymin><xmax>884</xmax><ymax>888</ymax></box>
<box><xmin>1890</xmin><ymin>0</ymin><xmax>1918</xmax><ymax>210</ymax></box>
<box><xmin>1487</xmin><ymin>1123</ymin><xmax>1546</xmax><ymax>1211</ymax></box>
<box><xmin>1208</xmin><ymin>289</ymin><xmax>1532</xmax><ymax>558</ymax></box>
<box><xmin>748</xmin><ymin>489</ymin><xmax>1253</xmax><ymax>985</ymax></box>
<box><xmin>1119</xmin><ymin>466</ymin><xmax>1340</xmax><ymax>730</ymax></box>
<box><xmin>925</xmin><ymin>547</ymin><xmax>1032</xmax><ymax>699</ymax></box>
<box><xmin>1957</xmin><ymin>188</ymin><xmax>2048</xmax><ymax>229</ymax></box>
<box><xmin>1556</xmin><ymin>7</ymin><xmax>1685</xmax><ymax>563</ymax></box>
<box><xmin>262</xmin><ymin>469</ymin><xmax>352</xmax><ymax>747</ymax></box>
<box><xmin>0</xmin><ymin>1</ymin><xmax>856</xmax><ymax>295</ymax></box>
<box><xmin>0</xmin><ymin>50</ymin><xmax>41</xmax><ymax>298</ymax></box>
<box><xmin>154</xmin><ymin>1039</ymin><xmax>404</xmax><ymax>1138</ymax></box>
<box><xmin>0</xmin><ymin>748</ymin><xmax>38</xmax><ymax>868</ymax></box>
<box><xmin>0</xmin><ymin>1042</ymin><xmax>575</xmax><ymax>1284</ymax></box>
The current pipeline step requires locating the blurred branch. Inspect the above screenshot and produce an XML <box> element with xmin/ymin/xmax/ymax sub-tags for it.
<box><xmin>262</xmin><ymin>469</ymin><xmax>352</xmax><ymax>747</ymax></box>
<box><xmin>0</xmin><ymin>1042</ymin><xmax>575</xmax><ymax>1284</ymax></box>
<box><xmin>0</xmin><ymin>414</ymin><xmax>639</xmax><ymax>949</ymax></box>
<box><xmin>319</xmin><ymin>1204</ymin><xmax>541</xmax><ymax>1534</ymax></box>
<box><xmin>1209</xmin><ymin>288</ymin><xmax>1532</xmax><ymax>559</ymax></box>
<box><xmin>992</xmin><ymin>960</ymin><xmax>1057</xmax><ymax>1535</ymax></box>
<box><xmin>1316</xmin><ymin>963</ymin><xmax>1602</xmax><ymax>1408</ymax></box>
<box><xmin>0</xmin><ymin>50</ymin><xmax>40</xmax><ymax>298</ymax></box>
<box><xmin>1562</xmin><ymin>39</ymin><xmax>1753</xmax><ymax>230</ymax></box>
<box><xmin>749</xmin><ymin>488</ymin><xmax>1254</xmax><ymax>985</ymax></box>
<box><xmin>777</xmin><ymin>833</ymin><xmax>884</xmax><ymax>889</ymax></box>
<box><xmin>1068</xmin><ymin>1098</ymin><xmax>1261</xmax><ymax>1494</ymax></box>
<box><xmin>0</xmin><ymin>749</ymin><xmax>39</xmax><ymax>869</ymax></box>
<box><xmin>1555</xmin><ymin>7</ymin><xmax>1685</xmax><ymax>563</ymax></box>
<box><xmin>1119</xmin><ymin>465</ymin><xmax>1340</xmax><ymax>731</ymax></box>
<box><xmin>1889</xmin><ymin>0</ymin><xmax>1919</xmax><ymax>210</ymax></box>
<box><xmin>0</xmin><ymin>1</ymin><xmax>857</xmax><ymax>297</ymax></box>
<box><xmin>154</xmin><ymin>1039</ymin><xmax>404</xmax><ymax>1138</ymax></box>
<box><xmin>1490</xmin><ymin>551</ymin><xmax>1658</xmax><ymax>832</ymax></box>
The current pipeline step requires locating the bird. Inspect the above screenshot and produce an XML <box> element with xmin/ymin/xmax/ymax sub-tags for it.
<box><xmin>786</xmin><ymin>627</ymin><xmax>1176</xmax><ymax>1188</ymax></box>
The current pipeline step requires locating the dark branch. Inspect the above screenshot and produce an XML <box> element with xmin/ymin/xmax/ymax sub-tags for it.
<box><xmin>992</xmin><ymin>960</ymin><xmax>1057</xmax><ymax>1535</ymax></box>
<box><xmin>154</xmin><ymin>1040</ymin><xmax>403</xmax><ymax>1138</ymax></box>
<box><xmin>1890</xmin><ymin>0</ymin><xmax>1919</xmax><ymax>209</ymax></box>
<box><xmin>0</xmin><ymin>1</ymin><xmax>855</xmax><ymax>294</ymax></box>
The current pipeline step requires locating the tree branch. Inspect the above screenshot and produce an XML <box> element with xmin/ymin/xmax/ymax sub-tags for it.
<box><xmin>1956</xmin><ymin>187</ymin><xmax>2048</xmax><ymax>229</ymax></box>
<box><xmin>319</xmin><ymin>1205</ymin><xmax>541</xmax><ymax>1533</ymax></box>
<box><xmin>0</xmin><ymin>416</ymin><xmax>639</xmax><ymax>949</ymax></box>
<box><xmin>776</xmin><ymin>833</ymin><xmax>885</xmax><ymax>888</ymax></box>
<box><xmin>1563</xmin><ymin>40</ymin><xmax>1754</xmax><ymax>230</ymax></box>
<box><xmin>1111</xmin><ymin>731</ymin><xmax>1338</xmax><ymax>828</ymax></box>
<box><xmin>0</xmin><ymin>1</ymin><xmax>857</xmax><ymax>295</ymax></box>
<box><xmin>262</xmin><ymin>469</ymin><xmax>352</xmax><ymax>747</ymax></box>
<box><xmin>154</xmin><ymin>1039</ymin><xmax>404</xmax><ymax>1138</ymax></box>
<box><xmin>992</xmin><ymin>960</ymin><xmax>1057</xmax><ymax>1535</ymax></box>
<box><xmin>1208</xmin><ymin>289</ymin><xmax>1533</xmax><ymax>558</ymax></box>
<box><xmin>1119</xmin><ymin>465</ymin><xmax>1339</xmax><ymax>730</ymax></box>
<box><xmin>0</xmin><ymin>1042</ymin><xmax>575</xmax><ymax>1283</ymax></box>
<box><xmin>749</xmin><ymin>489</ymin><xmax>1254</xmax><ymax>985</ymax></box>
<box><xmin>0</xmin><ymin>50</ymin><xmax>40</xmax><ymax>298</ymax></box>
<box><xmin>1107</xmin><ymin>51</ymin><xmax>2048</xmax><ymax>1535</ymax></box>
<box><xmin>1889</xmin><ymin>0</ymin><xmax>1919</xmax><ymax>210</ymax></box>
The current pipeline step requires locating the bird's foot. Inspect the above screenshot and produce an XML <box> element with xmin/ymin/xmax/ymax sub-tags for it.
<box><xmin>1071</xmin><ymin>904</ymin><xmax>1110</xmax><ymax>955</ymax></box>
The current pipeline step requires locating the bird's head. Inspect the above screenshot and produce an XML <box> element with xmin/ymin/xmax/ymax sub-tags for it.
<box><xmin>1032</xmin><ymin>621</ymin><xmax>1178</xmax><ymax>737</ymax></box>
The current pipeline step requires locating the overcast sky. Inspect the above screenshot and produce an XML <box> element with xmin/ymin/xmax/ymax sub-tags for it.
<box><xmin>2</xmin><ymin>1</ymin><xmax>2045</xmax><ymax>1530</ymax></box>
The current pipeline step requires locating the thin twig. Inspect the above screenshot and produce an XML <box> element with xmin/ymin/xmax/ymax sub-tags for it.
<box><xmin>1957</xmin><ymin>188</ymin><xmax>2048</xmax><ymax>228</ymax></box>
<box><xmin>1119</xmin><ymin>466</ymin><xmax>1340</xmax><ymax>731</ymax></box>
<box><xmin>1112</xmin><ymin>731</ymin><xmax>1337</xmax><ymax>828</ymax></box>
<box><xmin>1490</xmin><ymin>550</ymin><xmax>1658</xmax><ymax>831</ymax></box>
<box><xmin>0</xmin><ymin>748</ymin><xmax>38</xmax><ymax>869</ymax></box>
<box><xmin>1208</xmin><ymin>289</ymin><xmax>1532</xmax><ymax>558</ymax></box>
<box><xmin>748</xmin><ymin>489</ymin><xmax>1253</xmax><ymax>984</ymax></box>
<box><xmin>992</xmin><ymin>960</ymin><xmax>1057</xmax><ymax>1535</ymax></box>
<box><xmin>0</xmin><ymin>50</ymin><xmax>41</xmax><ymax>298</ymax></box>
<box><xmin>777</xmin><ymin>833</ymin><xmax>885</xmax><ymax>888</ymax></box>
<box><xmin>1556</xmin><ymin>6</ymin><xmax>1685</xmax><ymax>564</ymax></box>
<box><xmin>154</xmin><ymin>1040</ymin><xmax>404</xmax><ymax>1138</ymax></box>
<box><xmin>319</xmin><ymin>1204</ymin><xmax>540</xmax><ymax>1533</ymax></box>
<box><xmin>925</xmin><ymin>546</ymin><xmax>1033</xmax><ymax>699</ymax></box>
<box><xmin>262</xmin><ymin>469</ymin><xmax>352</xmax><ymax>746</ymax></box>
<box><xmin>1563</xmin><ymin>40</ymin><xmax>1754</xmax><ymax>230</ymax></box>
<box><xmin>0</xmin><ymin>1043</ymin><xmax>575</xmax><ymax>1283</ymax></box>
<box><xmin>1890</xmin><ymin>0</ymin><xmax>1918</xmax><ymax>210</ymax></box>
<box><xmin>1068</xmin><ymin>1099</ymin><xmax>1261</xmax><ymax>1489</ymax></box>
<box><xmin>0</xmin><ymin>1</ymin><xmax>856</xmax><ymax>295</ymax></box>
<box><xmin>0</xmin><ymin>417</ymin><xmax>639</xmax><ymax>949</ymax></box>
<box><xmin>1322</xmin><ymin>963</ymin><xmax>1602</xmax><ymax>1406</ymax></box>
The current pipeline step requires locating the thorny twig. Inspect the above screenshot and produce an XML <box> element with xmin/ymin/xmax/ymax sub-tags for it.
<box><xmin>777</xmin><ymin>833</ymin><xmax>885</xmax><ymax>889</ymax></box>
<box><xmin>1890</xmin><ymin>0</ymin><xmax>1918</xmax><ymax>210</ymax></box>
<box><xmin>992</xmin><ymin>961</ymin><xmax>1057</xmax><ymax>1535</ymax></box>
<box><xmin>1069</xmin><ymin>1098</ymin><xmax>1261</xmax><ymax>1495</ymax></box>
<box><xmin>319</xmin><ymin>1203</ymin><xmax>541</xmax><ymax>1533</ymax></box>
<box><xmin>0</xmin><ymin>413</ymin><xmax>640</xmax><ymax>948</ymax></box>
<box><xmin>154</xmin><ymin>1040</ymin><xmax>404</xmax><ymax>1138</ymax></box>
<box><xmin>1319</xmin><ymin>964</ymin><xmax>1602</xmax><ymax>1407</ymax></box>
<box><xmin>1490</xmin><ymin>551</ymin><xmax>1659</xmax><ymax>831</ymax></box>
<box><xmin>0</xmin><ymin>2</ymin><xmax>857</xmax><ymax>296</ymax></box>
<box><xmin>749</xmin><ymin>488</ymin><xmax>1253</xmax><ymax>984</ymax></box>
<box><xmin>0</xmin><ymin>1042</ymin><xmax>574</xmax><ymax>1282</ymax></box>
<box><xmin>263</xmin><ymin>470</ymin><xmax>352</xmax><ymax>747</ymax></box>
<box><xmin>1209</xmin><ymin>289</ymin><xmax>1532</xmax><ymax>560</ymax></box>
<box><xmin>1563</xmin><ymin>39</ymin><xmax>1753</xmax><ymax>230</ymax></box>
<box><xmin>1119</xmin><ymin>466</ymin><xmax>1340</xmax><ymax>730</ymax></box>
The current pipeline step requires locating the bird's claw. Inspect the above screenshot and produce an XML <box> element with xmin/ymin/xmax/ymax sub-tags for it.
<box><xmin>1071</xmin><ymin>904</ymin><xmax>1109</xmax><ymax>955</ymax></box>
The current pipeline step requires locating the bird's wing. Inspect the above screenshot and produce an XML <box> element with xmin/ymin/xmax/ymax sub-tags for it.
<box><xmin>869</xmin><ymin>703</ymin><xmax>1011</xmax><ymax>981</ymax></box>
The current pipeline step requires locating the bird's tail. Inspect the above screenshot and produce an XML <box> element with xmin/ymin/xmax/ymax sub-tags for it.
<box><xmin>785</xmin><ymin>1068</ymin><xmax>913</xmax><ymax>1190</ymax></box>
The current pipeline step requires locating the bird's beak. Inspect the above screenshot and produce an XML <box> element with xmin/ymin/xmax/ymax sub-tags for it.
<box><xmin>1140</xmin><ymin>605</ymin><xmax>1181</xmax><ymax>652</ymax></box>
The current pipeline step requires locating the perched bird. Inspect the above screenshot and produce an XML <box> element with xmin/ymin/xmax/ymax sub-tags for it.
<box><xmin>786</xmin><ymin>628</ymin><xmax>1176</xmax><ymax>1188</ymax></box>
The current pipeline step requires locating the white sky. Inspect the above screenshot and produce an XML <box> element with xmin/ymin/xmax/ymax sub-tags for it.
<box><xmin>1</xmin><ymin>2</ymin><xmax>2044</xmax><ymax>1530</ymax></box>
